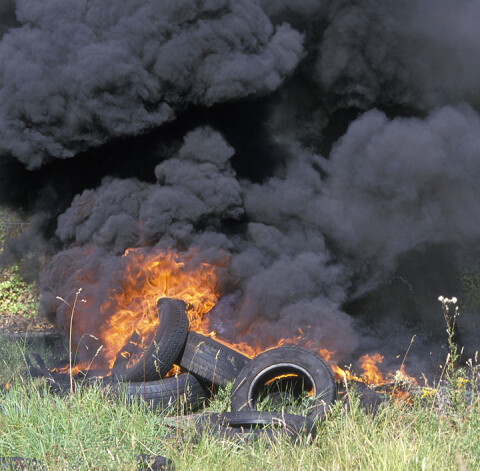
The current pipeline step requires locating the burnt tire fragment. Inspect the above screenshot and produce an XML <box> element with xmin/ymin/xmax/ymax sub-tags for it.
<box><xmin>177</xmin><ymin>332</ymin><xmax>250</xmax><ymax>387</ymax></box>
<box><xmin>136</xmin><ymin>454</ymin><xmax>174</xmax><ymax>471</ymax></box>
<box><xmin>230</xmin><ymin>346</ymin><xmax>336</xmax><ymax>422</ymax></box>
<box><xmin>115</xmin><ymin>374</ymin><xmax>206</xmax><ymax>412</ymax></box>
<box><xmin>0</xmin><ymin>457</ymin><xmax>44</xmax><ymax>470</ymax></box>
<box><xmin>194</xmin><ymin>411</ymin><xmax>316</xmax><ymax>443</ymax></box>
<box><xmin>195</xmin><ymin>410</ymin><xmax>316</xmax><ymax>438</ymax></box>
<box><xmin>112</xmin><ymin>298</ymin><xmax>189</xmax><ymax>382</ymax></box>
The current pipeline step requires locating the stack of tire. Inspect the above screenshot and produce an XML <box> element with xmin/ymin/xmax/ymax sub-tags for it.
<box><xmin>114</xmin><ymin>298</ymin><xmax>336</xmax><ymax>439</ymax></box>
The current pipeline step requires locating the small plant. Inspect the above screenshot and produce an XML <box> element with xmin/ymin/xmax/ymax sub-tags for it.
<box><xmin>438</xmin><ymin>296</ymin><xmax>460</xmax><ymax>378</ymax></box>
<box><xmin>421</xmin><ymin>387</ymin><xmax>438</xmax><ymax>399</ymax></box>
<box><xmin>208</xmin><ymin>382</ymin><xmax>232</xmax><ymax>412</ymax></box>
<box><xmin>0</xmin><ymin>208</ymin><xmax>28</xmax><ymax>246</ymax></box>
<box><xmin>436</xmin><ymin>295</ymin><xmax>477</xmax><ymax>414</ymax></box>
<box><xmin>56</xmin><ymin>288</ymin><xmax>85</xmax><ymax>397</ymax></box>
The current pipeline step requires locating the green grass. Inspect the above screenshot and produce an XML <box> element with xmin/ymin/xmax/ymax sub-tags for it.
<box><xmin>1</xmin><ymin>339</ymin><xmax>480</xmax><ymax>470</ymax></box>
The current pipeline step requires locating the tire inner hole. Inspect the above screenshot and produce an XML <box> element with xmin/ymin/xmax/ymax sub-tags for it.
<box><xmin>250</xmin><ymin>366</ymin><xmax>315</xmax><ymax>411</ymax></box>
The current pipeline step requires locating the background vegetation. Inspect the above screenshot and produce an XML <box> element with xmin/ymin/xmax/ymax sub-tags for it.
<box><xmin>0</xmin><ymin>207</ymin><xmax>50</xmax><ymax>333</ymax></box>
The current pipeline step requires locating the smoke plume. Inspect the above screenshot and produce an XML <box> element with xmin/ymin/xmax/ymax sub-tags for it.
<box><xmin>2</xmin><ymin>0</ymin><xmax>480</xmax><ymax>375</ymax></box>
<box><xmin>0</xmin><ymin>0</ymin><xmax>303</xmax><ymax>168</ymax></box>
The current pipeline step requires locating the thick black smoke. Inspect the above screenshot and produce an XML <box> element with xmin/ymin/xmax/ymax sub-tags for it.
<box><xmin>0</xmin><ymin>0</ymin><xmax>303</xmax><ymax>168</ymax></box>
<box><xmin>3</xmin><ymin>0</ymin><xmax>480</xmax><ymax>375</ymax></box>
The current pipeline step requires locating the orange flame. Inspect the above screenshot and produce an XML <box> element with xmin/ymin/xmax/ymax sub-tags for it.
<box><xmin>52</xmin><ymin>248</ymin><xmax>224</xmax><ymax>376</ymax></box>
<box><xmin>359</xmin><ymin>353</ymin><xmax>385</xmax><ymax>385</ymax></box>
<box><xmin>51</xmin><ymin>364</ymin><xmax>85</xmax><ymax>376</ymax></box>
<box><xmin>329</xmin><ymin>353</ymin><xmax>385</xmax><ymax>385</ymax></box>
<box><xmin>331</xmin><ymin>353</ymin><xmax>417</xmax><ymax>403</ymax></box>
<box><xmin>264</xmin><ymin>373</ymin><xmax>299</xmax><ymax>386</ymax></box>
<box><xmin>51</xmin><ymin>246</ymin><xmax>418</xmax><ymax>399</ymax></box>
<box><xmin>164</xmin><ymin>364</ymin><xmax>182</xmax><ymax>378</ymax></box>
<box><xmin>99</xmin><ymin>248</ymin><xmax>222</xmax><ymax>371</ymax></box>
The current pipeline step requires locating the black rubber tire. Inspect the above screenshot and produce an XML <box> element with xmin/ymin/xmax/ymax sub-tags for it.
<box><xmin>0</xmin><ymin>457</ymin><xmax>43</xmax><ymax>470</ymax></box>
<box><xmin>205</xmin><ymin>428</ymin><xmax>274</xmax><ymax>444</ymax></box>
<box><xmin>196</xmin><ymin>411</ymin><xmax>316</xmax><ymax>437</ymax></box>
<box><xmin>230</xmin><ymin>346</ymin><xmax>336</xmax><ymax>422</ymax></box>
<box><xmin>113</xmin><ymin>298</ymin><xmax>189</xmax><ymax>382</ymax></box>
<box><xmin>177</xmin><ymin>332</ymin><xmax>250</xmax><ymax>387</ymax></box>
<box><xmin>114</xmin><ymin>374</ymin><xmax>206</xmax><ymax>412</ymax></box>
<box><xmin>136</xmin><ymin>454</ymin><xmax>174</xmax><ymax>470</ymax></box>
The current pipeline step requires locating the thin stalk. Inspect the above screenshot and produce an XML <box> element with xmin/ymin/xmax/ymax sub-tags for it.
<box><xmin>57</xmin><ymin>287</ymin><xmax>83</xmax><ymax>397</ymax></box>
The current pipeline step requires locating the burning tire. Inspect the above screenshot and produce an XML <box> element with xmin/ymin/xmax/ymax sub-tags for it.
<box><xmin>177</xmin><ymin>332</ymin><xmax>250</xmax><ymax>387</ymax></box>
<box><xmin>115</xmin><ymin>374</ymin><xmax>206</xmax><ymax>412</ymax></box>
<box><xmin>230</xmin><ymin>346</ymin><xmax>336</xmax><ymax>422</ymax></box>
<box><xmin>194</xmin><ymin>411</ymin><xmax>316</xmax><ymax>442</ymax></box>
<box><xmin>112</xmin><ymin>298</ymin><xmax>189</xmax><ymax>382</ymax></box>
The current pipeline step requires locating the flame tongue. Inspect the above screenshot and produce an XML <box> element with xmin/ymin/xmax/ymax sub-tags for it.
<box><xmin>359</xmin><ymin>353</ymin><xmax>385</xmax><ymax>385</ymax></box>
<box><xmin>332</xmin><ymin>352</ymin><xmax>417</xmax><ymax>403</ymax></box>
<box><xmin>65</xmin><ymin>248</ymin><xmax>222</xmax><ymax>375</ymax></box>
<box><xmin>332</xmin><ymin>353</ymin><xmax>386</xmax><ymax>385</ymax></box>
<box><xmin>100</xmin><ymin>248</ymin><xmax>221</xmax><ymax>371</ymax></box>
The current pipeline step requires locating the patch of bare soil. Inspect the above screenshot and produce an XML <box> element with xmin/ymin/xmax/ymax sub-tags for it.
<box><xmin>0</xmin><ymin>314</ymin><xmax>56</xmax><ymax>335</ymax></box>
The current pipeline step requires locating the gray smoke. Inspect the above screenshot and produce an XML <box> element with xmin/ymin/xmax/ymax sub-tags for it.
<box><xmin>0</xmin><ymin>0</ymin><xmax>18</xmax><ymax>39</ymax></box>
<box><xmin>3</xmin><ymin>0</ymin><xmax>480</xmax><ymax>373</ymax></box>
<box><xmin>54</xmin><ymin>127</ymin><xmax>242</xmax><ymax>253</ymax></box>
<box><xmin>0</xmin><ymin>0</ymin><xmax>303</xmax><ymax>168</ymax></box>
<box><xmin>258</xmin><ymin>0</ymin><xmax>327</xmax><ymax>18</ymax></box>
<box><xmin>319</xmin><ymin>104</ymin><xmax>480</xmax><ymax>290</ymax></box>
<box><xmin>317</xmin><ymin>0</ymin><xmax>480</xmax><ymax>111</ymax></box>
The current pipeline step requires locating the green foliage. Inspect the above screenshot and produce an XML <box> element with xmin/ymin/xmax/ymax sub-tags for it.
<box><xmin>0</xmin><ymin>208</ymin><xmax>27</xmax><ymax>246</ymax></box>
<box><xmin>0</xmin><ymin>265</ymin><xmax>39</xmax><ymax>317</ymax></box>
<box><xmin>0</xmin><ymin>208</ymin><xmax>39</xmax><ymax>318</ymax></box>
<box><xmin>0</xmin><ymin>338</ymin><xmax>60</xmax><ymax>386</ymax></box>
<box><xmin>431</xmin><ymin>296</ymin><xmax>480</xmax><ymax>417</ymax></box>
<box><xmin>206</xmin><ymin>381</ymin><xmax>232</xmax><ymax>413</ymax></box>
<box><xmin>0</xmin><ymin>338</ymin><xmax>29</xmax><ymax>385</ymax></box>
<box><xmin>254</xmin><ymin>376</ymin><xmax>317</xmax><ymax>417</ymax></box>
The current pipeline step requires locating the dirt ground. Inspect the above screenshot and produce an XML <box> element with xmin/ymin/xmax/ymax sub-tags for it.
<box><xmin>0</xmin><ymin>313</ymin><xmax>56</xmax><ymax>335</ymax></box>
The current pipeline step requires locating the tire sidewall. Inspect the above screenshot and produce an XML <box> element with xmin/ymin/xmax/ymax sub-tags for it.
<box><xmin>113</xmin><ymin>298</ymin><xmax>188</xmax><ymax>381</ymax></box>
<box><xmin>231</xmin><ymin>346</ymin><xmax>336</xmax><ymax>421</ymax></box>
<box><xmin>178</xmin><ymin>331</ymin><xmax>250</xmax><ymax>387</ymax></box>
